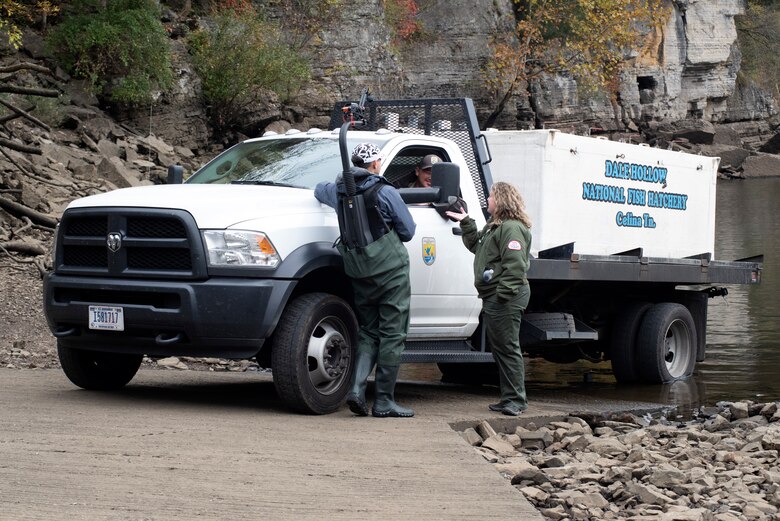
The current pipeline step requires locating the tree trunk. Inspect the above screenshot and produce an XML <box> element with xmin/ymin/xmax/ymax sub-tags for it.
<box><xmin>484</xmin><ymin>84</ymin><xmax>516</xmax><ymax>129</ymax></box>
<box><xmin>0</xmin><ymin>240</ymin><xmax>47</xmax><ymax>256</ymax></box>
<box><xmin>0</xmin><ymin>138</ymin><xmax>42</xmax><ymax>155</ymax></box>
<box><xmin>610</xmin><ymin>92</ymin><xmax>623</xmax><ymax>130</ymax></box>
<box><xmin>0</xmin><ymin>197</ymin><xmax>58</xmax><ymax>228</ymax></box>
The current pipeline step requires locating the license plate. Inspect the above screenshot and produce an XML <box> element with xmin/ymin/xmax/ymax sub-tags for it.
<box><xmin>88</xmin><ymin>305</ymin><xmax>125</xmax><ymax>331</ymax></box>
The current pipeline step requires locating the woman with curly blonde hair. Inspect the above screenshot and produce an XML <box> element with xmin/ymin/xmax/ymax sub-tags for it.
<box><xmin>446</xmin><ymin>181</ymin><xmax>532</xmax><ymax>416</ymax></box>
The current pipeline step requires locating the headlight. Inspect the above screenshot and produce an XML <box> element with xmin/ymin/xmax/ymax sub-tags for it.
<box><xmin>202</xmin><ymin>230</ymin><xmax>281</xmax><ymax>268</ymax></box>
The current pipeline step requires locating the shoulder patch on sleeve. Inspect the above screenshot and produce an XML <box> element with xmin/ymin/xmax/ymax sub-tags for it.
<box><xmin>507</xmin><ymin>240</ymin><xmax>522</xmax><ymax>251</ymax></box>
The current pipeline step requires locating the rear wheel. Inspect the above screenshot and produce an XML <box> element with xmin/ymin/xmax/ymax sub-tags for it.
<box><xmin>271</xmin><ymin>293</ymin><xmax>357</xmax><ymax>414</ymax></box>
<box><xmin>609</xmin><ymin>302</ymin><xmax>652</xmax><ymax>383</ymax></box>
<box><xmin>57</xmin><ymin>342</ymin><xmax>142</xmax><ymax>390</ymax></box>
<box><xmin>637</xmin><ymin>303</ymin><xmax>696</xmax><ymax>383</ymax></box>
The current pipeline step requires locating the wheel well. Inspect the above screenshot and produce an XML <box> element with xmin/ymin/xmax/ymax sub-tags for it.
<box><xmin>257</xmin><ymin>266</ymin><xmax>353</xmax><ymax>368</ymax></box>
<box><xmin>290</xmin><ymin>267</ymin><xmax>353</xmax><ymax>306</ymax></box>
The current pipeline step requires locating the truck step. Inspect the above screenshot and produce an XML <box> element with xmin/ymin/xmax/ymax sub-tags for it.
<box><xmin>400</xmin><ymin>351</ymin><xmax>494</xmax><ymax>364</ymax></box>
<box><xmin>401</xmin><ymin>340</ymin><xmax>493</xmax><ymax>364</ymax></box>
<box><xmin>520</xmin><ymin>313</ymin><xmax>598</xmax><ymax>346</ymax></box>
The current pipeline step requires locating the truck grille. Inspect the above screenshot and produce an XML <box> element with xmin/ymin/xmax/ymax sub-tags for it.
<box><xmin>56</xmin><ymin>208</ymin><xmax>206</xmax><ymax>279</ymax></box>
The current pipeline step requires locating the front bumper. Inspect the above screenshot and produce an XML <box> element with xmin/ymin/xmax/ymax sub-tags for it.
<box><xmin>43</xmin><ymin>274</ymin><xmax>296</xmax><ymax>358</ymax></box>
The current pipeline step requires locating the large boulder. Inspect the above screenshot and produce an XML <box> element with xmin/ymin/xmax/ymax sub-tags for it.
<box><xmin>699</xmin><ymin>144</ymin><xmax>751</xmax><ymax>170</ymax></box>
<box><xmin>742</xmin><ymin>152</ymin><xmax>780</xmax><ymax>178</ymax></box>
<box><xmin>655</xmin><ymin>119</ymin><xmax>716</xmax><ymax>145</ymax></box>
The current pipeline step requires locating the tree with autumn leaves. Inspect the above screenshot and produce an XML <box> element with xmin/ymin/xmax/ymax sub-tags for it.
<box><xmin>0</xmin><ymin>1</ymin><xmax>59</xmax><ymax>48</ymax></box>
<box><xmin>483</xmin><ymin>0</ymin><xmax>667</xmax><ymax>128</ymax></box>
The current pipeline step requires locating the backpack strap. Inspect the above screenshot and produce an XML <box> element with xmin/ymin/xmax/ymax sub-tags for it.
<box><xmin>361</xmin><ymin>181</ymin><xmax>392</xmax><ymax>239</ymax></box>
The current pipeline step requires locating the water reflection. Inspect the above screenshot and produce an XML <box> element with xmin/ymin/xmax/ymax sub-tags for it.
<box><xmin>402</xmin><ymin>178</ymin><xmax>780</xmax><ymax>416</ymax></box>
<box><xmin>697</xmin><ymin>177</ymin><xmax>780</xmax><ymax>406</ymax></box>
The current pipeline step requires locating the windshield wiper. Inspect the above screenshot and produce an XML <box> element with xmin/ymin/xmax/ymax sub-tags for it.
<box><xmin>231</xmin><ymin>180</ymin><xmax>303</xmax><ymax>188</ymax></box>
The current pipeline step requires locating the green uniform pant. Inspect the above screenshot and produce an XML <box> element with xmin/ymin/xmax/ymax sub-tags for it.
<box><xmin>340</xmin><ymin>231</ymin><xmax>411</xmax><ymax>367</ymax></box>
<box><xmin>351</xmin><ymin>265</ymin><xmax>410</xmax><ymax>367</ymax></box>
<box><xmin>482</xmin><ymin>286</ymin><xmax>530</xmax><ymax>409</ymax></box>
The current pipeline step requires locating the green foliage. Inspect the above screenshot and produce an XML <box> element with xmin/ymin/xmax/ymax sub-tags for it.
<box><xmin>188</xmin><ymin>1</ymin><xmax>310</xmax><ymax>132</ymax></box>
<box><xmin>736</xmin><ymin>1</ymin><xmax>780</xmax><ymax>95</ymax></box>
<box><xmin>25</xmin><ymin>93</ymin><xmax>70</xmax><ymax>127</ymax></box>
<box><xmin>46</xmin><ymin>0</ymin><xmax>172</xmax><ymax>105</ymax></box>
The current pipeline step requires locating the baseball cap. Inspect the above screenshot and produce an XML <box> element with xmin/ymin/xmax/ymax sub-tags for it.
<box><xmin>419</xmin><ymin>154</ymin><xmax>442</xmax><ymax>169</ymax></box>
<box><xmin>352</xmin><ymin>143</ymin><xmax>383</xmax><ymax>165</ymax></box>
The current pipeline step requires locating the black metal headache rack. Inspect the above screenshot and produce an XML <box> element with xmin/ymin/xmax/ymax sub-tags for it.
<box><xmin>329</xmin><ymin>98</ymin><xmax>493</xmax><ymax>208</ymax></box>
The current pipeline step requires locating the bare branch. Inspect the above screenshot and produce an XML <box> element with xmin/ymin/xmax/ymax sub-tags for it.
<box><xmin>0</xmin><ymin>146</ymin><xmax>33</xmax><ymax>176</ymax></box>
<box><xmin>0</xmin><ymin>240</ymin><xmax>47</xmax><ymax>256</ymax></box>
<box><xmin>0</xmin><ymin>99</ymin><xmax>52</xmax><ymax>131</ymax></box>
<box><xmin>0</xmin><ymin>197</ymin><xmax>58</xmax><ymax>228</ymax></box>
<box><xmin>0</xmin><ymin>137</ymin><xmax>41</xmax><ymax>155</ymax></box>
<box><xmin>12</xmin><ymin>216</ymin><xmax>34</xmax><ymax>236</ymax></box>
<box><xmin>0</xmin><ymin>62</ymin><xmax>54</xmax><ymax>75</ymax></box>
<box><xmin>0</xmin><ymin>104</ymin><xmax>36</xmax><ymax>125</ymax></box>
<box><xmin>0</xmin><ymin>84</ymin><xmax>60</xmax><ymax>98</ymax></box>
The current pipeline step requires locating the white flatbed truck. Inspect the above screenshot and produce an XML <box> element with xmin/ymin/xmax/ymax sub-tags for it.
<box><xmin>44</xmin><ymin>98</ymin><xmax>762</xmax><ymax>413</ymax></box>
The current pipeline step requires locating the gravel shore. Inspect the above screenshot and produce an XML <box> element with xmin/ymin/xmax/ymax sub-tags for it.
<box><xmin>462</xmin><ymin>401</ymin><xmax>780</xmax><ymax>520</ymax></box>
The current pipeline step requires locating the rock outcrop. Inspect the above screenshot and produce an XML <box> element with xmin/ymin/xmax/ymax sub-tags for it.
<box><xmin>2</xmin><ymin>0</ymin><xmax>779</xmax><ymax>187</ymax></box>
<box><xmin>133</xmin><ymin>0</ymin><xmax>776</xmax><ymax>152</ymax></box>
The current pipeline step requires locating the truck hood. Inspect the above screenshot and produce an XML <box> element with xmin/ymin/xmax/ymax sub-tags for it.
<box><xmin>67</xmin><ymin>184</ymin><xmax>327</xmax><ymax>228</ymax></box>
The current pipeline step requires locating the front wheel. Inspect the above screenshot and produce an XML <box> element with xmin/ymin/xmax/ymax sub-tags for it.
<box><xmin>637</xmin><ymin>303</ymin><xmax>697</xmax><ymax>383</ymax></box>
<box><xmin>58</xmin><ymin>342</ymin><xmax>142</xmax><ymax>390</ymax></box>
<box><xmin>271</xmin><ymin>293</ymin><xmax>358</xmax><ymax>414</ymax></box>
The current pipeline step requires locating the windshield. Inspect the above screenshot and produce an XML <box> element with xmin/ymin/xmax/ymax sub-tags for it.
<box><xmin>186</xmin><ymin>137</ymin><xmax>364</xmax><ymax>188</ymax></box>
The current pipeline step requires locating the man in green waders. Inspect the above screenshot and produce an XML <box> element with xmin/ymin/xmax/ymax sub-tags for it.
<box><xmin>314</xmin><ymin>143</ymin><xmax>417</xmax><ymax>417</ymax></box>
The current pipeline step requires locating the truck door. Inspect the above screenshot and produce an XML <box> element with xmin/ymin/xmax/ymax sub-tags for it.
<box><xmin>381</xmin><ymin>146</ymin><xmax>482</xmax><ymax>340</ymax></box>
<box><xmin>404</xmin><ymin>203</ymin><xmax>480</xmax><ymax>339</ymax></box>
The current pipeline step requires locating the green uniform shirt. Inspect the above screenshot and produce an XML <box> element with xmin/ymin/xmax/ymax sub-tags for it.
<box><xmin>460</xmin><ymin>216</ymin><xmax>531</xmax><ymax>301</ymax></box>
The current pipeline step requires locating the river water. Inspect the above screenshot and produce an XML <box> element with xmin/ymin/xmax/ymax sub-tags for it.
<box><xmin>403</xmin><ymin>177</ymin><xmax>780</xmax><ymax>417</ymax></box>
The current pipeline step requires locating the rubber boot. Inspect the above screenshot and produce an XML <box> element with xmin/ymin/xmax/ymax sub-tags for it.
<box><xmin>345</xmin><ymin>350</ymin><xmax>376</xmax><ymax>416</ymax></box>
<box><xmin>371</xmin><ymin>365</ymin><xmax>414</xmax><ymax>418</ymax></box>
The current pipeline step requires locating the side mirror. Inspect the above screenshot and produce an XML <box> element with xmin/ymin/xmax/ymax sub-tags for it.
<box><xmin>430</xmin><ymin>162</ymin><xmax>466</xmax><ymax>219</ymax></box>
<box><xmin>167</xmin><ymin>165</ymin><xmax>184</xmax><ymax>184</ymax></box>
<box><xmin>431</xmin><ymin>162</ymin><xmax>459</xmax><ymax>203</ymax></box>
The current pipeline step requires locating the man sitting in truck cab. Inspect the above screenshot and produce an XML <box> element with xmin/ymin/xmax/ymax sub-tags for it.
<box><xmin>408</xmin><ymin>154</ymin><xmax>442</xmax><ymax>188</ymax></box>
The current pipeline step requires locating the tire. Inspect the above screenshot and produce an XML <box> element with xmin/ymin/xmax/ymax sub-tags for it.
<box><xmin>271</xmin><ymin>293</ymin><xmax>358</xmax><ymax>414</ymax></box>
<box><xmin>57</xmin><ymin>342</ymin><xmax>142</xmax><ymax>390</ymax></box>
<box><xmin>637</xmin><ymin>303</ymin><xmax>697</xmax><ymax>383</ymax></box>
<box><xmin>609</xmin><ymin>302</ymin><xmax>652</xmax><ymax>383</ymax></box>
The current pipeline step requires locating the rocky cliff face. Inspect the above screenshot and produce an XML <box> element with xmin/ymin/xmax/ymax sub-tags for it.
<box><xmin>79</xmin><ymin>1</ymin><xmax>780</xmax><ymax>152</ymax></box>
<box><xmin>308</xmin><ymin>1</ymin><xmax>765</xmax><ymax>133</ymax></box>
